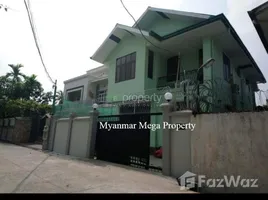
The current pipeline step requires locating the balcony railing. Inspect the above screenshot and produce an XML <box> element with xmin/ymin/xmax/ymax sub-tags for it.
<box><xmin>157</xmin><ymin>69</ymin><xmax>198</xmax><ymax>88</ymax></box>
<box><xmin>96</xmin><ymin>92</ymin><xmax>107</xmax><ymax>104</ymax></box>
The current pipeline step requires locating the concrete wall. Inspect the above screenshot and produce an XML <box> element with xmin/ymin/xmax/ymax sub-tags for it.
<box><xmin>69</xmin><ymin>117</ymin><xmax>92</xmax><ymax>158</ymax></box>
<box><xmin>190</xmin><ymin>112</ymin><xmax>268</xmax><ymax>192</ymax></box>
<box><xmin>53</xmin><ymin>118</ymin><xmax>70</xmax><ymax>155</ymax></box>
<box><xmin>162</xmin><ymin>104</ymin><xmax>268</xmax><ymax>193</ymax></box>
<box><xmin>48</xmin><ymin>112</ymin><xmax>97</xmax><ymax>159</ymax></box>
<box><xmin>0</xmin><ymin>118</ymin><xmax>31</xmax><ymax>144</ymax></box>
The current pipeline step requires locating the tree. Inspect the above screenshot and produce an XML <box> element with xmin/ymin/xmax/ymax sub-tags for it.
<box><xmin>38</xmin><ymin>92</ymin><xmax>53</xmax><ymax>104</ymax></box>
<box><xmin>0</xmin><ymin>76</ymin><xmax>12</xmax><ymax>99</ymax></box>
<box><xmin>6</xmin><ymin>64</ymin><xmax>26</xmax><ymax>83</ymax></box>
<box><xmin>23</xmin><ymin>74</ymin><xmax>43</xmax><ymax>100</ymax></box>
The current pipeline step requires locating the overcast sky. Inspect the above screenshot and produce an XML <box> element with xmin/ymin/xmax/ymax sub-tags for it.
<box><xmin>0</xmin><ymin>0</ymin><xmax>268</xmax><ymax>102</ymax></box>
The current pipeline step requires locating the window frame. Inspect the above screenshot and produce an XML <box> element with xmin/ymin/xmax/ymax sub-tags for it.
<box><xmin>66</xmin><ymin>86</ymin><xmax>84</xmax><ymax>102</ymax></box>
<box><xmin>115</xmin><ymin>52</ymin><xmax>136</xmax><ymax>83</ymax></box>
<box><xmin>223</xmin><ymin>53</ymin><xmax>231</xmax><ymax>82</ymax></box>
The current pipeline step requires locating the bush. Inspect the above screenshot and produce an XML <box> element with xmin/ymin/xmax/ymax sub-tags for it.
<box><xmin>1</xmin><ymin>99</ymin><xmax>52</xmax><ymax>118</ymax></box>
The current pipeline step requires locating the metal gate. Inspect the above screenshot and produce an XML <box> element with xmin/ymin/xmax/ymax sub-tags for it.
<box><xmin>95</xmin><ymin>112</ymin><xmax>162</xmax><ymax>171</ymax></box>
<box><xmin>29</xmin><ymin>113</ymin><xmax>46</xmax><ymax>143</ymax></box>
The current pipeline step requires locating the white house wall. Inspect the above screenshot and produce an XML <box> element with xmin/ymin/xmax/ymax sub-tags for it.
<box><xmin>64</xmin><ymin>76</ymin><xmax>90</xmax><ymax>101</ymax></box>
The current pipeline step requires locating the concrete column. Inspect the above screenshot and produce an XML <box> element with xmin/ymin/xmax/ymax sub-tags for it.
<box><xmin>49</xmin><ymin>116</ymin><xmax>59</xmax><ymax>151</ymax></box>
<box><xmin>170</xmin><ymin>110</ymin><xmax>192</xmax><ymax>178</ymax></box>
<box><xmin>66</xmin><ymin>113</ymin><xmax>76</xmax><ymax>155</ymax></box>
<box><xmin>87</xmin><ymin>109</ymin><xmax>99</xmax><ymax>159</ymax></box>
<box><xmin>202</xmin><ymin>37</ymin><xmax>213</xmax><ymax>81</ymax></box>
<box><xmin>160</xmin><ymin>102</ymin><xmax>173</xmax><ymax>176</ymax></box>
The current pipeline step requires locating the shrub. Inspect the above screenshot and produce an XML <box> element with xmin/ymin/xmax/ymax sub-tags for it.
<box><xmin>1</xmin><ymin>99</ymin><xmax>52</xmax><ymax>118</ymax></box>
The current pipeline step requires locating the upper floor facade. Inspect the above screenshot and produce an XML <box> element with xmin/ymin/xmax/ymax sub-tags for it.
<box><xmin>90</xmin><ymin>7</ymin><xmax>266</xmax><ymax>112</ymax></box>
<box><xmin>63</xmin><ymin>65</ymin><xmax>108</xmax><ymax>104</ymax></box>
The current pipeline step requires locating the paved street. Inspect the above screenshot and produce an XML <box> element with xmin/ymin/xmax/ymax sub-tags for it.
<box><xmin>0</xmin><ymin>142</ymin><xmax>193</xmax><ymax>193</ymax></box>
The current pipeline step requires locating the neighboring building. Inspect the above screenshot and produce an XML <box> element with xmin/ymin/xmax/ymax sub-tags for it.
<box><xmin>63</xmin><ymin>66</ymin><xmax>108</xmax><ymax>104</ymax></box>
<box><xmin>248</xmin><ymin>1</ymin><xmax>268</xmax><ymax>54</ymax></box>
<box><xmin>90</xmin><ymin>6</ymin><xmax>266</xmax><ymax>112</ymax></box>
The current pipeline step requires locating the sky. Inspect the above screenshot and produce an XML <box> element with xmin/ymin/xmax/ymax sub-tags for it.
<box><xmin>0</xmin><ymin>0</ymin><xmax>268</xmax><ymax>103</ymax></box>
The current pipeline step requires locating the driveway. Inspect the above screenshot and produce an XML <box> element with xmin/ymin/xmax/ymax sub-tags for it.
<box><xmin>0</xmin><ymin>142</ymin><xmax>194</xmax><ymax>193</ymax></box>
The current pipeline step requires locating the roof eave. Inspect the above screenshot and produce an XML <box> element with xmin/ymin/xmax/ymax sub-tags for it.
<box><xmin>133</xmin><ymin>6</ymin><xmax>213</xmax><ymax>28</ymax></box>
<box><xmin>90</xmin><ymin>24</ymin><xmax>151</xmax><ymax>64</ymax></box>
<box><xmin>149</xmin><ymin>14</ymin><xmax>266</xmax><ymax>83</ymax></box>
<box><xmin>64</xmin><ymin>74</ymin><xmax>88</xmax><ymax>84</ymax></box>
<box><xmin>248</xmin><ymin>6</ymin><xmax>268</xmax><ymax>54</ymax></box>
<box><xmin>249</xmin><ymin>1</ymin><xmax>268</xmax><ymax>16</ymax></box>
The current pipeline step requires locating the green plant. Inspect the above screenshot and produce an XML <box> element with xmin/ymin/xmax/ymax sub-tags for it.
<box><xmin>3</xmin><ymin>99</ymin><xmax>52</xmax><ymax>118</ymax></box>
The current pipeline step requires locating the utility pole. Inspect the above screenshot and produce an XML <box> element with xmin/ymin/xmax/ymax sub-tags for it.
<box><xmin>52</xmin><ymin>80</ymin><xmax>57</xmax><ymax>115</ymax></box>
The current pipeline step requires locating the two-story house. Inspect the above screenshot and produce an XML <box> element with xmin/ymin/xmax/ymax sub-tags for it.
<box><xmin>60</xmin><ymin>6</ymin><xmax>266</xmax><ymax>152</ymax></box>
<box><xmin>90</xmin><ymin>7</ymin><xmax>266</xmax><ymax>114</ymax></box>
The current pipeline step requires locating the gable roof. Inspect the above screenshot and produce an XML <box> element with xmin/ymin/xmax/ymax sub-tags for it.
<box><xmin>248</xmin><ymin>1</ymin><xmax>268</xmax><ymax>54</ymax></box>
<box><xmin>90</xmin><ymin>23</ymin><xmax>157</xmax><ymax>63</ymax></box>
<box><xmin>90</xmin><ymin>7</ymin><xmax>265</xmax><ymax>83</ymax></box>
<box><xmin>90</xmin><ymin>7</ymin><xmax>213</xmax><ymax>64</ymax></box>
<box><xmin>133</xmin><ymin>7</ymin><xmax>213</xmax><ymax>29</ymax></box>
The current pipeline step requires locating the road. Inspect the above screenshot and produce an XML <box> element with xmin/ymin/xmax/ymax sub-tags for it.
<box><xmin>0</xmin><ymin>142</ymin><xmax>193</xmax><ymax>193</ymax></box>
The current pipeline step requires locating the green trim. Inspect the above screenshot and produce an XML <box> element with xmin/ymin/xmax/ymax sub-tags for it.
<box><xmin>149</xmin><ymin>14</ymin><xmax>266</xmax><ymax>83</ymax></box>
<box><xmin>161</xmin><ymin>14</ymin><xmax>224</xmax><ymax>41</ymax></box>
<box><xmin>149</xmin><ymin>31</ymin><xmax>162</xmax><ymax>41</ymax></box>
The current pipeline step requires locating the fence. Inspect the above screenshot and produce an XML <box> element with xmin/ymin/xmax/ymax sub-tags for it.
<box><xmin>0</xmin><ymin>117</ymin><xmax>32</xmax><ymax>144</ymax></box>
<box><xmin>46</xmin><ymin>112</ymin><xmax>98</xmax><ymax>159</ymax></box>
<box><xmin>161</xmin><ymin>103</ymin><xmax>268</xmax><ymax>193</ymax></box>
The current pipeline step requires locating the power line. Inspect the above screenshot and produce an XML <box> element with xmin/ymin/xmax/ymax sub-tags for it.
<box><xmin>23</xmin><ymin>0</ymin><xmax>55</xmax><ymax>84</ymax></box>
<box><xmin>119</xmin><ymin>0</ymin><xmax>173</xmax><ymax>54</ymax></box>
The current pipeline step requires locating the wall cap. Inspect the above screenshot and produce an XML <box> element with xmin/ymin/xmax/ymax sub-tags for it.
<box><xmin>170</xmin><ymin>110</ymin><xmax>192</xmax><ymax>116</ymax></box>
<box><xmin>73</xmin><ymin>116</ymin><xmax>91</xmax><ymax>121</ymax></box>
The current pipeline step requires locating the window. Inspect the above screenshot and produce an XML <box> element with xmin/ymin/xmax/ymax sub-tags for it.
<box><xmin>67</xmin><ymin>89</ymin><xmax>82</xmax><ymax>102</ymax></box>
<box><xmin>223</xmin><ymin>53</ymin><xmax>231</xmax><ymax>82</ymax></box>
<box><xmin>148</xmin><ymin>50</ymin><xmax>154</xmax><ymax>79</ymax></box>
<box><xmin>166</xmin><ymin>56</ymin><xmax>178</xmax><ymax>82</ymax></box>
<box><xmin>115</xmin><ymin>52</ymin><xmax>136</xmax><ymax>83</ymax></box>
<box><xmin>97</xmin><ymin>90</ymin><xmax>107</xmax><ymax>103</ymax></box>
<box><xmin>198</xmin><ymin>49</ymin><xmax>203</xmax><ymax>83</ymax></box>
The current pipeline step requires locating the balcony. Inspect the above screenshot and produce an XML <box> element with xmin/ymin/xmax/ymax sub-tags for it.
<box><xmin>156</xmin><ymin>69</ymin><xmax>199</xmax><ymax>88</ymax></box>
<box><xmin>96</xmin><ymin>90</ymin><xmax>107</xmax><ymax>104</ymax></box>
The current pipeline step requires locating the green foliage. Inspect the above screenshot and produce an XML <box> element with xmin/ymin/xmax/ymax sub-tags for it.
<box><xmin>1</xmin><ymin>99</ymin><xmax>52</xmax><ymax>118</ymax></box>
<box><xmin>0</xmin><ymin>63</ymin><xmax>62</xmax><ymax>117</ymax></box>
<box><xmin>0</xmin><ymin>63</ymin><xmax>63</xmax><ymax>105</ymax></box>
